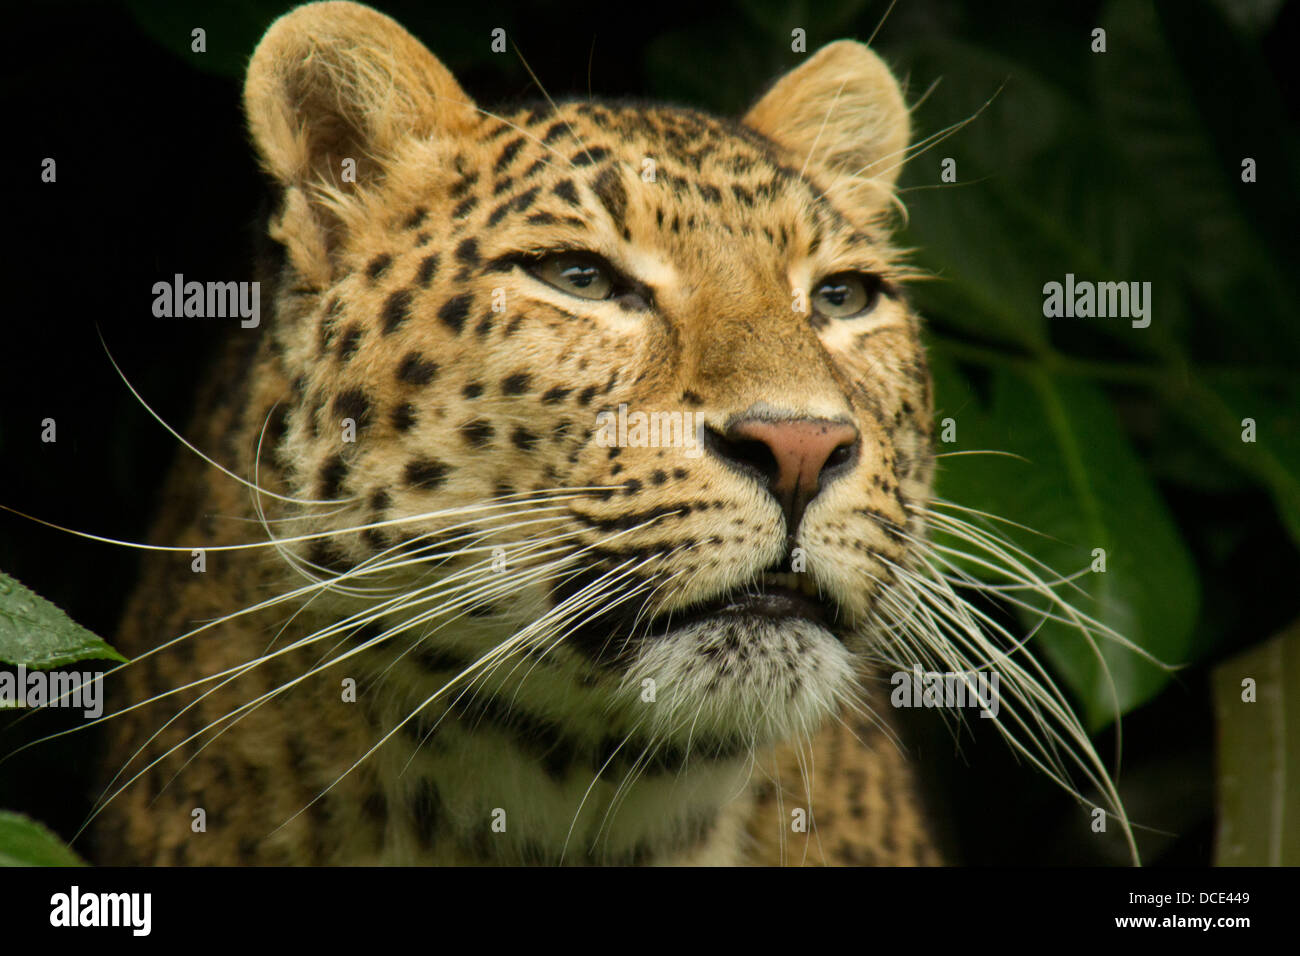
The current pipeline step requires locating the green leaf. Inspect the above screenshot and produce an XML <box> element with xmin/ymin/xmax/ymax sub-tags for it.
<box><xmin>1153</xmin><ymin>0</ymin><xmax>1300</xmax><ymax>267</ymax></box>
<box><xmin>896</xmin><ymin>36</ymin><xmax>1184</xmax><ymax>360</ymax></box>
<box><xmin>1096</xmin><ymin>0</ymin><xmax>1300</xmax><ymax>358</ymax></box>
<box><xmin>1170</xmin><ymin>379</ymin><xmax>1300</xmax><ymax>550</ymax></box>
<box><xmin>929</xmin><ymin>351</ymin><xmax>1199</xmax><ymax>728</ymax></box>
<box><xmin>0</xmin><ymin>571</ymin><xmax>126</xmax><ymax>669</ymax></box>
<box><xmin>0</xmin><ymin>811</ymin><xmax>86</xmax><ymax>867</ymax></box>
<box><xmin>1212</xmin><ymin>619</ymin><xmax>1300</xmax><ymax>865</ymax></box>
<box><xmin>1225</xmin><ymin>383</ymin><xmax>1300</xmax><ymax>548</ymax></box>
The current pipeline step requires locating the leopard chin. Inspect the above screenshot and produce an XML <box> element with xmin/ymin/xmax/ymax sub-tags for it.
<box><xmin>621</xmin><ymin>612</ymin><xmax>857</xmax><ymax>745</ymax></box>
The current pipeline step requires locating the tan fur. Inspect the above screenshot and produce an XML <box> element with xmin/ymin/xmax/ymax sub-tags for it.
<box><xmin>745</xmin><ymin>40</ymin><xmax>910</xmax><ymax>215</ymax></box>
<box><xmin>98</xmin><ymin>1</ymin><xmax>940</xmax><ymax>866</ymax></box>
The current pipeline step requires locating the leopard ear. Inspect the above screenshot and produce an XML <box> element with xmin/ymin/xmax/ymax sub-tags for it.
<box><xmin>244</xmin><ymin>1</ymin><xmax>477</xmax><ymax>277</ymax></box>
<box><xmin>744</xmin><ymin>40</ymin><xmax>909</xmax><ymax>219</ymax></box>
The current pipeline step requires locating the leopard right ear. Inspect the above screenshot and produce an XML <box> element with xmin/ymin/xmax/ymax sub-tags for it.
<box><xmin>744</xmin><ymin>40</ymin><xmax>909</xmax><ymax>222</ymax></box>
<box><xmin>244</xmin><ymin>1</ymin><xmax>477</xmax><ymax>279</ymax></box>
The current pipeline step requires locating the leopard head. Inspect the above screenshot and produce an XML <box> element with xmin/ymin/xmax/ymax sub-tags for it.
<box><xmin>244</xmin><ymin>1</ymin><xmax>931</xmax><ymax>753</ymax></box>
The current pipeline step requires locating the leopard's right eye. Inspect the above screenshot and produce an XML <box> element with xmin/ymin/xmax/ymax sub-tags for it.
<box><xmin>811</xmin><ymin>271</ymin><xmax>882</xmax><ymax>320</ymax></box>
<box><xmin>532</xmin><ymin>252</ymin><xmax>614</xmax><ymax>301</ymax></box>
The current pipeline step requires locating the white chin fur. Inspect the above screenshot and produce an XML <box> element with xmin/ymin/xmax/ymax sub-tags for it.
<box><xmin>619</xmin><ymin>615</ymin><xmax>855</xmax><ymax>746</ymax></box>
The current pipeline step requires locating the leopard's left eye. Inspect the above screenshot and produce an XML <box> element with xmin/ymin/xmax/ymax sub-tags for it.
<box><xmin>811</xmin><ymin>272</ymin><xmax>883</xmax><ymax>319</ymax></box>
<box><xmin>533</xmin><ymin>252</ymin><xmax>614</xmax><ymax>300</ymax></box>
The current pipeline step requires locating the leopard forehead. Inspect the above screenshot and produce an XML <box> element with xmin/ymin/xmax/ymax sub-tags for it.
<box><xmin>291</xmin><ymin>98</ymin><xmax>907</xmax><ymax>403</ymax></box>
<box><xmin>341</xmin><ymin>100</ymin><xmax>895</xmax><ymax>295</ymax></box>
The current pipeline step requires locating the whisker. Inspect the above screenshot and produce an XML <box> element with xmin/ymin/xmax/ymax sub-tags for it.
<box><xmin>510</xmin><ymin>43</ymin><xmax>586</xmax><ymax>169</ymax></box>
<box><xmin>97</xmin><ymin>327</ymin><xmax>333</xmax><ymax>506</ymax></box>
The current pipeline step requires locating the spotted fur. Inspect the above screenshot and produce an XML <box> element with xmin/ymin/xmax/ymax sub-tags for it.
<box><xmin>98</xmin><ymin>1</ymin><xmax>946</xmax><ymax>866</ymax></box>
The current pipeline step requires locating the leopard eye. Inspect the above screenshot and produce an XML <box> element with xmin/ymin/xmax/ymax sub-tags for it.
<box><xmin>533</xmin><ymin>252</ymin><xmax>614</xmax><ymax>300</ymax></box>
<box><xmin>811</xmin><ymin>272</ymin><xmax>882</xmax><ymax>319</ymax></box>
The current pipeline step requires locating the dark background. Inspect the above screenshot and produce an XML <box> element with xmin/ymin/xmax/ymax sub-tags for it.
<box><xmin>1</xmin><ymin>0</ymin><xmax>1297</xmax><ymax>865</ymax></box>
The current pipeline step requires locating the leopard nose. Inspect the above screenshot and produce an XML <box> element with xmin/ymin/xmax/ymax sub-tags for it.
<box><xmin>708</xmin><ymin>418</ymin><xmax>860</xmax><ymax>532</ymax></box>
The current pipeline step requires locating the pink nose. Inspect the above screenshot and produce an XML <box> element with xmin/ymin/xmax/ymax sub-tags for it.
<box><xmin>717</xmin><ymin>418</ymin><xmax>859</xmax><ymax>531</ymax></box>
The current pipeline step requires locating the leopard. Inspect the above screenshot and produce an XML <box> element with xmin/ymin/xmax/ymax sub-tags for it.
<box><xmin>91</xmin><ymin>0</ymin><xmax>1128</xmax><ymax>866</ymax></box>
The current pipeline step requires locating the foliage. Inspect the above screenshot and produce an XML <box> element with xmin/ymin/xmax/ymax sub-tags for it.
<box><xmin>0</xmin><ymin>812</ymin><xmax>87</xmax><ymax>867</ymax></box>
<box><xmin>0</xmin><ymin>572</ymin><xmax>126</xmax><ymax>670</ymax></box>
<box><xmin>0</xmin><ymin>573</ymin><xmax>121</xmax><ymax>864</ymax></box>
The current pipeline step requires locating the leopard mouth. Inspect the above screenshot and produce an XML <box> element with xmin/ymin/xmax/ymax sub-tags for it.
<box><xmin>556</xmin><ymin>565</ymin><xmax>849</xmax><ymax>665</ymax></box>
<box><xmin>654</xmin><ymin>571</ymin><xmax>839</xmax><ymax>633</ymax></box>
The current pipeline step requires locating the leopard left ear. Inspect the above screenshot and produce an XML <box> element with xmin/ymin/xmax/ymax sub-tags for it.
<box><xmin>244</xmin><ymin>1</ymin><xmax>478</xmax><ymax>282</ymax></box>
<box><xmin>744</xmin><ymin>40</ymin><xmax>909</xmax><ymax>218</ymax></box>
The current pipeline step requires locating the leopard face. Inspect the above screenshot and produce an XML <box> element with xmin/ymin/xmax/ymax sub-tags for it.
<box><xmin>245</xmin><ymin>2</ymin><xmax>930</xmax><ymax>763</ymax></box>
